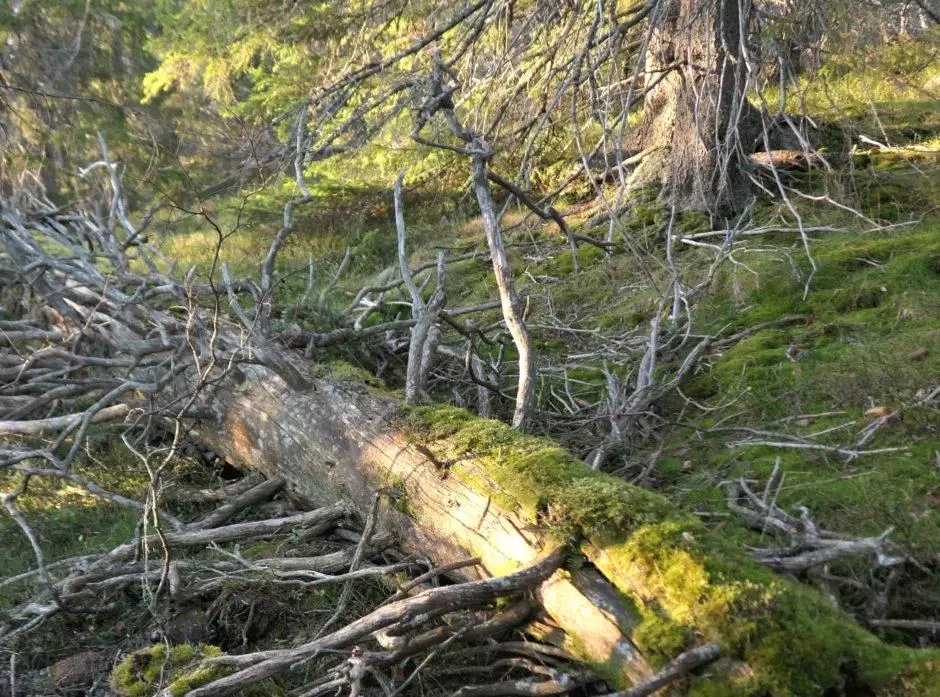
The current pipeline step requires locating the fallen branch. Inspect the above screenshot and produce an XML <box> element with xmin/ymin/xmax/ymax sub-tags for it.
<box><xmin>186</xmin><ymin>475</ymin><xmax>286</xmax><ymax>530</ymax></box>
<box><xmin>602</xmin><ymin>643</ymin><xmax>721</xmax><ymax>697</ymax></box>
<box><xmin>186</xmin><ymin>549</ymin><xmax>564</xmax><ymax>696</ymax></box>
<box><xmin>0</xmin><ymin>403</ymin><xmax>129</xmax><ymax>436</ymax></box>
<box><xmin>721</xmin><ymin>464</ymin><xmax>905</xmax><ymax>572</ymax></box>
<box><xmin>867</xmin><ymin>619</ymin><xmax>940</xmax><ymax>633</ymax></box>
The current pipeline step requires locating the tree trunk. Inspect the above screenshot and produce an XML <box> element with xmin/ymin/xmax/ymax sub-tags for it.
<box><xmin>199</xmin><ymin>368</ymin><xmax>650</xmax><ymax>688</ymax></box>
<box><xmin>630</xmin><ymin>0</ymin><xmax>761</xmax><ymax>217</ymax></box>
<box><xmin>196</xmin><ymin>365</ymin><xmax>937</xmax><ymax>695</ymax></box>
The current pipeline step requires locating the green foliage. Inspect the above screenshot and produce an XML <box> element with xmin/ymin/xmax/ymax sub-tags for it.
<box><xmin>0</xmin><ymin>0</ymin><xmax>164</xmax><ymax>198</ymax></box>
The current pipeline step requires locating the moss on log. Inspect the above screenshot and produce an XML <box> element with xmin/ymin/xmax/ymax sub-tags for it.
<box><xmin>405</xmin><ymin>406</ymin><xmax>939</xmax><ymax>697</ymax></box>
<box><xmin>204</xmin><ymin>370</ymin><xmax>938</xmax><ymax>697</ymax></box>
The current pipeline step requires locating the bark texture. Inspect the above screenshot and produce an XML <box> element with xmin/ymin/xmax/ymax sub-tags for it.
<box><xmin>630</xmin><ymin>0</ymin><xmax>761</xmax><ymax>216</ymax></box>
<box><xmin>199</xmin><ymin>368</ymin><xmax>649</xmax><ymax>688</ymax></box>
<box><xmin>196</xmin><ymin>366</ymin><xmax>938</xmax><ymax>696</ymax></box>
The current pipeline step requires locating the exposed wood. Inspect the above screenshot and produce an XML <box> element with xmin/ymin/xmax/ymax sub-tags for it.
<box><xmin>0</xmin><ymin>403</ymin><xmax>129</xmax><ymax>436</ymax></box>
<box><xmin>201</xmin><ymin>368</ymin><xmax>651</xmax><ymax>688</ymax></box>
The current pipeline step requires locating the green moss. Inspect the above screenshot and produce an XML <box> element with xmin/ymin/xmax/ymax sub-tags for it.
<box><xmin>596</xmin><ymin>313</ymin><xmax>625</xmax><ymax>329</ymax></box>
<box><xmin>600</xmin><ymin>516</ymin><xmax>940</xmax><ymax>696</ymax></box>
<box><xmin>674</xmin><ymin>216</ymin><xmax>940</xmax><ymax>569</ymax></box>
<box><xmin>632</xmin><ymin>606</ymin><xmax>691</xmax><ymax>667</ymax></box>
<box><xmin>875</xmin><ymin>652</ymin><xmax>940</xmax><ymax>697</ymax></box>
<box><xmin>535</xmin><ymin>336</ymin><xmax>567</xmax><ymax>352</ymax></box>
<box><xmin>597</xmin><ymin>524</ymin><xmax>860</xmax><ymax>694</ymax></box>
<box><xmin>623</xmin><ymin>199</ymin><xmax>666</xmax><ymax>234</ymax></box>
<box><xmin>548</xmin><ymin>244</ymin><xmax>609</xmax><ymax>276</ymax></box>
<box><xmin>111</xmin><ymin>644</ymin><xmax>224</xmax><ymax>697</ymax></box>
<box><xmin>408</xmin><ymin>405</ymin><xmax>673</xmax><ymax>530</ymax></box>
<box><xmin>111</xmin><ymin>644</ymin><xmax>281</xmax><ymax>697</ymax></box>
<box><xmin>687</xmin><ymin>666</ymin><xmax>764</xmax><ymax>697</ymax></box>
<box><xmin>404</xmin><ymin>405</ymin><xmax>938</xmax><ymax>695</ymax></box>
<box><xmin>313</xmin><ymin>359</ymin><xmax>384</xmax><ymax>388</ymax></box>
<box><xmin>386</xmin><ymin>478</ymin><xmax>413</xmax><ymax>517</ymax></box>
<box><xmin>675</xmin><ymin>211</ymin><xmax>711</xmax><ymax>235</ymax></box>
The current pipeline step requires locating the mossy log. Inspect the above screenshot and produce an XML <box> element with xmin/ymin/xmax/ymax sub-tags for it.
<box><xmin>199</xmin><ymin>366</ymin><xmax>938</xmax><ymax>696</ymax></box>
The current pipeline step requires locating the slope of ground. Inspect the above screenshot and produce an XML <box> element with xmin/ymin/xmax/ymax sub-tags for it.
<box><xmin>2</xmin><ymin>33</ymin><xmax>939</xmax><ymax>695</ymax></box>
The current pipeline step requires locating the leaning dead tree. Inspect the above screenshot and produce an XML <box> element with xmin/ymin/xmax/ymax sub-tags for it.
<box><xmin>411</xmin><ymin>59</ymin><xmax>537</xmax><ymax>431</ymax></box>
<box><xmin>1</xmin><ymin>168</ymin><xmax>937</xmax><ymax>696</ymax></box>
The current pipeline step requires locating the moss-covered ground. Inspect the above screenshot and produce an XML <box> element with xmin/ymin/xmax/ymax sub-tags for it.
<box><xmin>347</xmin><ymin>144</ymin><xmax>940</xmax><ymax>636</ymax></box>
<box><xmin>404</xmin><ymin>404</ymin><xmax>940</xmax><ymax>696</ymax></box>
<box><xmin>3</xmin><ymin>31</ymin><xmax>939</xmax><ymax>697</ymax></box>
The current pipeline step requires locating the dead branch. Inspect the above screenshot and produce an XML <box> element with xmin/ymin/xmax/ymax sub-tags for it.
<box><xmin>867</xmin><ymin>618</ymin><xmax>940</xmax><ymax>633</ymax></box>
<box><xmin>411</xmin><ymin>58</ymin><xmax>535</xmax><ymax>431</ymax></box>
<box><xmin>721</xmin><ymin>464</ymin><xmax>905</xmax><ymax>572</ymax></box>
<box><xmin>395</xmin><ymin>171</ymin><xmax>447</xmax><ymax>403</ymax></box>
<box><xmin>185</xmin><ymin>549</ymin><xmax>564</xmax><ymax>696</ymax></box>
<box><xmin>315</xmin><ymin>492</ymin><xmax>383</xmax><ymax>637</ymax></box>
<box><xmin>186</xmin><ymin>475</ymin><xmax>286</xmax><ymax>530</ymax></box>
<box><xmin>162</xmin><ymin>474</ymin><xmax>266</xmax><ymax>504</ymax></box>
<box><xmin>602</xmin><ymin>643</ymin><xmax>722</xmax><ymax>697</ymax></box>
<box><xmin>0</xmin><ymin>403</ymin><xmax>129</xmax><ymax>436</ymax></box>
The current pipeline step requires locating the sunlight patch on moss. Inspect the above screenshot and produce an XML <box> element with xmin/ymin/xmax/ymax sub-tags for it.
<box><xmin>111</xmin><ymin>644</ymin><xmax>224</xmax><ymax>697</ymax></box>
<box><xmin>403</xmin><ymin>405</ymin><xmax>939</xmax><ymax>695</ymax></box>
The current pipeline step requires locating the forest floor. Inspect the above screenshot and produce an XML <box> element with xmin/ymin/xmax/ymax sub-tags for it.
<box><xmin>2</xmin><ymin>40</ymin><xmax>939</xmax><ymax>696</ymax></box>
<box><xmin>158</xmin><ymin>69</ymin><xmax>940</xmax><ymax>639</ymax></box>
<box><xmin>152</xmin><ymin>72</ymin><xmax>940</xmax><ymax>635</ymax></box>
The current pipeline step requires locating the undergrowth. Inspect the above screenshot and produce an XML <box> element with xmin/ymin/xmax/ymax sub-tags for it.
<box><xmin>3</xmin><ymin>32</ymin><xmax>939</xmax><ymax>696</ymax></box>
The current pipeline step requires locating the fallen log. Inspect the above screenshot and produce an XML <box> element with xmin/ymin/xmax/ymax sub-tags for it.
<box><xmin>2</xmin><ymin>193</ymin><xmax>936</xmax><ymax>696</ymax></box>
<box><xmin>200</xmin><ymin>367</ymin><xmax>940</xmax><ymax>696</ymax></box>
